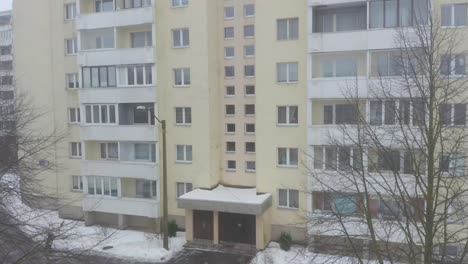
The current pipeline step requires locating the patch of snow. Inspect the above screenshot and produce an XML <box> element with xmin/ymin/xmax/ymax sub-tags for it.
<box><xmin>179</xmin><ymin>185</ymin><xmax>270</xmax><ymax>205</ymax></box>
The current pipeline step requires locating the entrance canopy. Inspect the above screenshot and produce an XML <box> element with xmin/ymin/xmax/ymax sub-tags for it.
<box><xmin>178</xmin><ymin>185</ymin><xmax>272</xmax><ymax>215</ymax></box>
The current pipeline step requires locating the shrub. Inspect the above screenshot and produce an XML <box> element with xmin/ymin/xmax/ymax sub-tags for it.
<box><xmin>168</xmin><ymin>220</ymin><xmax>178</xmax><ymax>238</ymax></box>
<box><xmin>279</xmin><ymin>232</ymin><xmax>292</xmax><ymax>251</ymax></box>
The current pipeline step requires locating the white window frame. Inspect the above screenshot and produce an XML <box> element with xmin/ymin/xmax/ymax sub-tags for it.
<box><xmin>87</xmin><ymin>176</ymin><xmax>119</xmax><ymax>197</ymax></box>
<box><xmin>225</xmin><ymin>66</ymin><xmax>235</xmax><ymax>78</ymax></box>
<box><xmin>173</xmin><ymin>68</ymin><xmax>191</xmax><ymax>87</ymax></box>
<box><xmin>100</xmin><ymin>142</ymin><xmax>119</xmax><ymax>160</ymax></box>
<box><xmin>245</xmin><ymin>161</ymin><xmax>256</xmax><ymax>172</ymax></box>
<box><xmin>66</xmin><ymin>73</ymin><xmax>80</xmax><ymax>89</ymax></box>
<box><xmin>172</xmin><ymin>28</ymin><xmax>189</xmax><ymax>48</ymax></box>
<box><xmin>226</xmin><ymin>160</ymin><xmax>236</xmax><ymax>171</ymax></box>
<box><xmin>277</xmin><ymin>105</ymin><xmax>299</xmax><ymax>125</ymax></box>
<box><xmin>278</xmin><ymin>147</ymin><xmax>298</xmax><ymax>167</ymax></box>
<box><xmin>69</xmin><ymin>107</ymin><xmax>81</xmax><ymax>124</ymax></box>
<box><xmin>244</xmin><ymin>65</ymin><xmax>255</xmax><ymax>78</ymax></box>
<box><xmin>64</xmin><ymin>3</ymin><xmax>76</xmax><ymax>20</ymax></box>
<box><xmin>278</xmin><ymin>189</ymin><xmax>299</xmax><ymax>209</ymax></box>
<box><xmin>224</xmin><ymin>6</ymin><xmax>234</xmax><ymax>20</ymax></box>
<box><xmin>226</xmin><ymin>141</ymin><xmax>236</xmax><ymax>153</ymax></box>
<box><xmin>224</xmin><ymin>27</ymin><xmax>234</xmax><ymax>40</ymax></box>
<box><xmin>245</xmin><ymin>123</ymin><xmax>255</xmax><ymax>134</ymax></box>
<box><xmin>176</xmin><ymin>182</ymin><xmax>193</xmax><ymax>198</ymax></box>
<box><xmin>84</xmin><ymin>104</ymin><xmax>117</xmax><ymax>124</ymax></box>
<box><xmin>176</xmin><ymin>145</ymin><xmax>192</xmax><ymax>163</ymax></box>
<box><xmin>225</xmin><ymin>104</ymin><xmax>235</xmax><ymax>116</ymax></box>
<box><xmin>134</xmin><ymin>143</ymin><xmax>155</xmax><ymax>162</ymax></box>
<box><xmin>226</xmin><ymin>123</ymin><xmax>236</xmax><ymax>134</ymax></box>
<box><xmin>70</xmin><ymin>142</ymin><xmax>82</xmax><ymax>158</ymax></box>
<box><xmin>172</xmin><ymin>0</ymin><xmax>188</xmax><ymax>8</ymax></box>
<box><xmin>277</xmin><ymin>62</ymin><xmax>298</xmax><ymax>83</ymax></box>
<box><xmin>224</xmin><ymin>46</ymin><xmax>235</xmax><ymax>59</ymax></box>
<box><xmin>175</xmin><ymin>107</ymin><xmax>191</xmax><ymax>125</ymax></box>
<box><xmin>441</xmin><ymin>4</ymin><xmax>468</xmax><ymax>28</ymax></box>
<box><xmin>118</xmin><ymin>65</ymin><xmax>153</xmax><ymax>87</ymax></box>
<box><xmin>225</xmin><ymin>86</ymin><xmax>235</xmax><ymax>97</ymax></box>
<box><xmin>277</xmin><ymin>18</ymin><xmax>299</xmax><ymax>41</ymax></box>
<box><xmin>244</xmin><ymin>25</ymin><xmax>255</xmax><ymax>39</ymax></box>
<box><xmin>244</xmin><ymin>4</ymin><xmax>255</xmax><ymax>18</ymax></box>
<box><xmin>65</xmin><ymin>38</ymin><xmax>78</xmax><ymax>55</ymax></box>
<box><xmin>244</xmin><ymin>45</ymin><xmax>255</xmax><ymax>58</ymax></box>
<box><xmin>72</xmin><ymin>175</ymin><xmax>83</xmax><ymax>191</ymax></box>
<box><xmin>245</xmin><ymin>142</ymin><xmax>256</xmax><ymax>154</ymax></box>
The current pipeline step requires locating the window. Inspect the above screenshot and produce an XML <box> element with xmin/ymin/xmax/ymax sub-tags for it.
<box><xmin>176</xmin><ymin>145</ymin><xmax>192</xmax><ymax>162</ymax></box>
<box><xmin>121</xmin><ymin>0</ymin><xmax>152</xmax><ymax>8</ymax></box>
<box><xmin>0</xmin><ymin>91</ymin><xmax>13</xmax><ymax>100</ymax></box>
<box><xmin>323</xmin><ymin>104</ymin><xmax>359</xmax><ymax>125</ymax></box>
<box><xmin>225</xmin><ymin>47</ymin><xmax>235</xmax><ymax>58</ymax></box>
<box><xmin>131</xmin><ymin>31</ymin><xmax>152</xmax><ymax>48</ymax></box>
<box><xmin>245</xmin><ymin>85</ymin><xmax>255</xmax><ymax>96</ymax></box>
<box><xmin>245</xmin><ymin>104</ymin><xmax>255</xmax><ymax>115</ymax></box>
<box><xmin>370</xmin><ymin>0</ymin><xmax>428</xmax><ymax>28</ymax></box>
<box><xmin>244</xmin><ymin>4</ymin><xmax>255</xmax><ymax>17</ymax></box>
<box><xmin>175</xmin><ymin>107</ymin><xmax>191</xmax><ymax>125</ymax></box>
<box><xmin>244</xmin><ymin>45</ymin><xmax>255</xmax><ymax>57</ymax></box>
<box><xmin>313</xmin><ymin>146</ymin><xmax>362</xmax><ymax>171</ymax></box>
<box><xmin>226</xmin><ymin>105</ymin><xmax>235</xmax><ymax>115</ymax></box>
<box><xmin>323</xmin><ymin>193</ymin><xmax>358</xmax><ymax>215</ymax></box>
<box><xmin>244</xmin><ymin>25</ymin><xmax>255</xmax><ymax>38</ymax></box>
<box><xmin>373</xmin><ymin>51</ymin><xmax>404</xmax><ymax>77</ymax></box>
<box><xmin>95</xmin><ymin>0</ymin><xmax>114</xmax><ymax>12</ymax></box>
<box><xmin>135</xmin><ymin>179</ymin><xmax>157</xmax><ymax>198</ymax></box>
<box><xmin>0</xmin><ymin>76</ymin><xmax>12</xmax><ymax>86</ymax></box>
<box><xmin>321</xmin><ymin>58</ymin><xmax>358</xmax><ymax>78</ymax></box>
<box><xmin>224</xmin><ymin>27</ymin><xmax>234</xmax><ymax>39</ymax></box>
<box><xmin>441</xmin><ymin>54</ymin><xmax>466</xmax><ymax>76</ymax></box>
<box><xmin>245</xmin><ymin>123</ymin><xmax>255</xmax><ymax>134</ymax></box>
<box><xmin>225</xmin><ymin>86</ymin><xmax>235</xmax><ymax>96</ymax></box>
<box><xmin>0</xmin><ymin>46</ymin><xmax>11</xmax><ymax>56</ymax></box>
<box><xmin>100</xmin><ymin>142</ymin><xmax>119</xmax><ymax>159</ymax></box>
<box><xmin>82</xmin><ymin>66</ymin><xmax>117</xmax><ymax>88</ymax></box>
<box><xmin>244</xmin><ymin>65</ymin><xmax>255</xmax><ymax>77</ymax></box>
<box><xmin>69</xmin><ymin>108</ymin><xmax>81</xmax><ymax>124</ymax></box>
<box><xmin>442</xmin><ymin>4</ymin><xmax>468</xmax><ymax>27</ymax></box>
<box><xmin>370</xmin><ymin>100</ymin><xmax>398</xmax><ymax>125</ymax></box>
<box><xmin>278</xmin><ymin>106</ymin><xmax>298</xmax><ymax>125</ymax></box>
<box><xmin>65</xmin><ymin>38</ymin><xmax>77</xmax><ymax>55</ymax></box>
<box><xmin>172</xmin><ymin>28</ymin><xmax>189</xmax><ymax>48</ymax></box>
<box><xmin>117</xmin><ymin>65</ymin><xmax>153</xmax><ymax>86</ymax></box>
<box><xmin>85</xmin><ymin>104</ymin><xmax>116</xmax><ymax>124</ymax></box>
<box><xmin>172</xmin><ymin>0</ymin><xmax>188</xmax><ymax>8</ymax></box>
<box><xmin>70</xmin><ymin>142</ymin><xmax>82</xmax><ymax>158</ymax></box>
<box><xmin>245</xmin><ymin>142</ymin><xmax>255</xmax><ymax>153</ymax></box>
<box><xmin>226</xmin><ymin>123</ymin><xmax>236</xmax><ymax>133</ymax></box>
<box><xmin>65</xmin><ymin>3</ymin><xmax>76</xmax><ymax>20</ymax></box>
<box><xmin>440</xmin><ymin>103</ymin><xmax>466</xmax><ymax>126</ymax></box>
<box><xmin>174</xmin><ymin>68</ymin><xmax>191</xmax><ymax>86</ymax></box>
<box><xmin>87</xmin><ymin>176</ymin><xmax>118</xmax><ymax>197</ymax></box>
<box><xmin>440</xmin><ymin>153</ymin><xmax>464</xmax><ymax>176</ymax></box>
<box><xmin>278</xmin><ymin>148</ymin><xmax>298</xmax><ymax>167</ymax></box>
<box><xmin>224</xmin><ymin>6</ymin><xmax>234</xmax><ymax>19</ymax></box>
<box><xmin>225</xmin><ymin>66</ymin><xmax>235</xmax><ymax>78</ymax></box>
<box><xmin>134</xmin><ymin>143</ymin><xmax>156</xmax><ymax>161</ymax></box>
<box><xmin>226</xmin><ymin>141</ymin><xmax>236</xmax><ymax>152</ymax></box>
<box><xmin>66</xmin><ymin>73</ymin><xmax>80</xmax><ymax>89</ymax></box>
<box><xmin>176</xmin><ymin>182</ymin><xmax>193</xmax><ymax>197</ymax></box>
<box><xmin>246</xmin><ymin>161</ymin><xmax>256</xmax><ymax>172</ymax></box>
<box><xmin>313</xmin><ymin>6</ymin><xmax>366</xmax><ymax>33</ymax></box>
<box><xmin>279</xmin><ymin>189</ymin><xmax>299</xmax><ymax>209</ymax></box>
<box><xmin>72</xmin><ymin>176</ymin><xmax>83</xmax><ymax>191</ymax></box>
<box><xmin>227</xmin><ymin>160</ymin><xmax>236</xmax><ymax>171</ymax></box>
<box><xmin>277</xmin><ymin>18</ymin><xmax>299</xmax><ymax>40</ymax></box>
<box><xmin>277</xmin><ymin>62</ymin><xmax>298</xmax><ymax>83</ymax></box>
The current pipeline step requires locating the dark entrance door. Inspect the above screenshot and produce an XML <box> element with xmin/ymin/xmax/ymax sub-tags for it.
<box><xmin>219</xmin><ymin>212</ymin><xmax>256</xmax><ymax>245</ymax></box>
<box><xmin>193</xmin><ymin>210</ymin><xmax>213</xmax><ymax>240</ymax></box>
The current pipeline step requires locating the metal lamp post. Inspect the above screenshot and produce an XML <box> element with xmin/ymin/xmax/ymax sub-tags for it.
<box><xmin>136</xmin><ymin>106</ymin><xmax>168</xmax><ymax>250</ymax></box>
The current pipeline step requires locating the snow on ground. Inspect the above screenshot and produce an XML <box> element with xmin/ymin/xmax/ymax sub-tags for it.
<box><xmin>5</xmin><ymin>196</ymin><xmax>186</xmax><ymax>263</ymax></box>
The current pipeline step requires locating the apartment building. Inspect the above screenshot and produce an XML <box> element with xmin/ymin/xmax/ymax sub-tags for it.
<box><xmin>0</xmin><ymin>10</ymin><xmax>13</xmax><ymax>132</ymax></box>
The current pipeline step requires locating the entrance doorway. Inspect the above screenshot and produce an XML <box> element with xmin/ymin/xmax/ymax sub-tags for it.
<box><xmin>193</xmin><ymin>210</ymin><xmax>213</xmax><ymax>240</ymax></box>
<box><xmin>219</xmin><ymin>212</ymin><xmax>256</xmax><ymax>245</ymax></box>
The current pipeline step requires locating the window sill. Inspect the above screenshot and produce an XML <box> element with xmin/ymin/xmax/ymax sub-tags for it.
<box><xmin>70</xmin><ymin>189</ymin><xmax>83</xmax><ymax>193</ymax></box>
<box><xmin>172</xmin><ymin>46</ymin><xmax>190</xmax><ymax>49</ymax></box>
<box><xmin>224</xmin><ymin>76</ymin><xmax>235</xmax><ymax>80</ymax></box>
<box><xmin>175</xmin><ymin>123</ymin><xmax>191</xmax><ymax>127</ymax></box>
<box><xmin>65</xmin><ymin>54</ymin><xmax>77</xmax><ymax>56</ymax></box>
<box><xmin>224</xmin><ymin>56</ymin><xmax>234</xmax><ymax>60</ymax></box>
<box><xmin>225</xmin><ymin>151</ymin><xmax>236</xmax><ymax>154</ymax></box>
<box><xmin>244</xmin><ymin>36</ymin><xmax>255</xmax><ymax>39</ymax></box>
<box><xmin>278</xmin><ymin>206</ymin><xmax>299</xmax><ymax>211</ymax></box>
<box><xmin>277</xmin><ymin>165</ymin><xmax>298</xmax><ymax>169</ymax></box>
<box><xmin>277</xmin><ymin>123</ymin><xmax>299</xmax><ymax>127</ymax></box>
<box><xmin>173</xmin><ymin>85</ymin><xmax>191</xmax><ymax>88</ymax></box>
<box><xmin>225</xmin><ymin>94</ymin><xmax>236</xmax><ymax>98</ymax></box>
<box><xmin>244</xmin><ymin>94</ymin><xmax>255</xmax><ymax>97</ymax></box>
<box><xmin>245</xmin><ymin>170</ymin><xmax>256</xmax><ymax>173</ymax></box>
<box><xmin>224</xmin><ymin>37</ymin><xmax>235</xmax><ymax>41</ymax></box>
<box><xmin>277</xmin><ymin>81</ymin><xmax>298</xmax><ymax>85</ymax></box>
<box><xmin>176</xmin><ymin>161</ymin><xmax>192</xmax><ymax>164</ymax></box>
<box><xmin>244</xmin><ymin>76</ymin><xmax>255</xmax><ymax>79</ymax></box>
<box><xmin>226</xmin><ymin>169</ymin><xmax>236</xmax><ymax>172</ymax></box>
<box><xmin>245</xmin><ymin>152</ymin><xmax>255</xmax><ymax>155</ymax></box>
<box><xmin>244</xmin><ymin>132</ymin><xmax>255</xmax><ymax>136</ymax></box>
<box><xmin>224</xmin><ymin>17</ymin><xmax>234</xmax><ymax>20</ymax></box>
<box><xmin>225</xmin><ymin>132</ymin><xmax>236</xmax><ymax>135</ymax></box>
<box><xmin>69</xmin><ymin>156</ymin><xmax>82</xmax><ymax>160</ymax></box>
<box><xmin>276</xmin><ymin>38</ymin><xmax>299</xmax><ymax>42</ymax></box>
<box><xmin>171</xmin><ymin>5</ymin><xmax>189</xmax><ymax>9</ymax></box>
<box><xmin>244</xmin><ymin>15</ymin><xmax>255</xmax><ymax>19</ymax></box>
<box><xmin>244</xmin><ymin>55</ymin><xmax>255</xmax><ymax>59</ymax></box>
<box><xmin>64</xmin><ymin>18</ymin><xmax>76</xmax><ymax>22</ymax></box>
<box><xmin>225</xmin><ymin>114</ymin><xmax>235</xmax><ymax>117</ymax></box>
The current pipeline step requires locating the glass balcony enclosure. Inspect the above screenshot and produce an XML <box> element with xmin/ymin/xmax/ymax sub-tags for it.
<box><xmin>313</xmin><ymin>4</ymin><xmax>367</xmax><ymax>33</ymax></box>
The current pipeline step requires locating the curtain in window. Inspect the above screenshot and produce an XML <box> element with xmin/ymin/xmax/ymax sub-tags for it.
<box><xmin>278</xmin><ymin>148</ymin><xmax>287</xmax><ymax>165</ymax></box>
<box><xmin>279</xmin><ymin>189</ymin><xmax>288</xmax><ymax>207</ymax></box>
<box><xmin>455</xmin><ymin>4</ymin><xmax>468</xmax><ymax>26</ymax></box>
<box><xmin>108</xmin><ymin>143</ymin><xmax>119</xmax><ymax>159</ymax></box>
<box><xmin>177</xmin><ymin>183</ymin><xmax>184</xmax><ymax>197</ymax></box>
<box><xmin>334</xmin><ymin>195</ymin><xmax>357</xmax><ymax>214</ymax></box>
<box><xmin>278</xmin><ymin>107</ymin><xmax>287</xmax><ymax>123</ymax></box>
<box><xmin>88</xmin><ymin>177</ymin><xmax>95</xmax><ymax>194</ymax></box>
<box><xmin>277</xmin><ymin>63</ymin><xmax>288</xmax><ymax>82</ymax></box>
<box><xmin>289</xmin><ymin>106</ymin><xmax>298</xmax><ymax>123</ymax></box>
<box><xmin>277</xmin><ymin>20</ymin><xmax>288</xmax><ymax>40</ymax></box>
<box><xmin>370</xmin><ymin>100</ymin><xmax>383</xmax><ymax>125</ymax></box>
<box><xmin>288</xmin><ymin>18</ymin><xmax>299</xmax><ymax>39</ymax></box>
<box><xmin>289</xmin><ymin>190</ymin><xmax>299</xmax><ymax>208</ymax></box>
<box><xmin>314</xmin><ymin>147</ymin><xmax>323</xmax><ymax>169</ymax></box>
<box><xmin>290</xmin><ymin>149</ymin><xmax>298</xmax><ymax>166</ymax></box>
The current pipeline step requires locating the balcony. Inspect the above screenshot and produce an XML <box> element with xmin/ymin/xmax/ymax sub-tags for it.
<box><xmin>81</xmin><ymin>160</ymin><xmax>158</xmax><ymax>180</ymax></box>
<box><xmin>78</xmin><ymin>47</ymin><xmax>154</xmax><ymax>66</ymax></box>
<box><xmin>83</xmin><ymin>196</ymin><xmax>159</xmax><ymax>218</ymax></box>
<box><xmin>0</xmin><ymin>54</ymin><xmax>12</xmax><ymax>62</ymax></box>
<box><xmin>308</xmin><ymin>0</ymin><xmax>365</xmax><ymax>7</ymax></box>
<box><xmin>79</xmin><ymin>86</ymin><xmax>156</xmax><ymax>104</ymax></box>
<box><xmin>77</xmin><ymin>6</ymin><xmax>154</xmax><ymax>30</ymax></box>
<box><xmin>80</xmin><ymin>125</ymin><xmax>157</xmax><ymax>141</ymax></box>
<box><xmin>309</xmin><ymin>78</ymin><xmax>368</xmax><ymax>99</ymax></box>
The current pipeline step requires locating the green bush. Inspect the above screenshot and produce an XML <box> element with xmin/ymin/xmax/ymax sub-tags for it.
<box><xmin>168</xmin><ymin>220</ymin><xmax>178</xmax><ymax>238</ymax></box>
<box><xmin>279</xmin><ymin>232</ymin><xmax>292</xmax><ymax>251</ymax></box>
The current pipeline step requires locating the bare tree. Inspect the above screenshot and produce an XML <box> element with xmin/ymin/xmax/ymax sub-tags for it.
<box><xmin>307</xmin><ymin>8</ymin><xmax>468</xmax><ymax>264</ymax></box>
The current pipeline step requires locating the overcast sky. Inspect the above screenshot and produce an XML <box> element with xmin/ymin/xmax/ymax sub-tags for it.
<box><xmin>0</xmin><ymin>0</ymin><xmax>12</xmax><ymax>12</ymax></box>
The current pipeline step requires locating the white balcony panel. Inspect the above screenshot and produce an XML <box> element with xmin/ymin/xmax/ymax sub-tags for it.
<box><xmin>79</xmin><ymin>87</ymin><xmax>156</xmax><ymax>104</ymax></box>
<box><xmin>80</xmin><ymin>125</ymin><xmax>158</xmax><ymax>141</ymax></box>
<box><xmin>0</xmin><ymin>54</ymin><xmax>12</xmax><ymax>62</ymax></box>
<box><xmin>0</xmin><ymin>39</ymin><xmax>11</xmax><ymax>47</ymax></box>
<box><xmin>309</xmin><ymin>78</ymin><xmax>368</xmax><ymax>99</ymax></box>
<box><xmin>82</xmin><ymin>160</ymin><xmax>158</xmax><ymax>180</ymax></box>
<box><xmin>309</xmin><ymin>29</ymin><xmax>415</xmax><ymax>53</ymax></box>
<box><xmin>76</xmin><ymin>7</ymin><xmax>154</xmax><ymax>30</ymax></box>
<box><xmin>308</xmin><ymin>0</ymin><xmax>366</xmax><ymax>6</ymax></box>
<box><xmin>83</xmin><ymin>196</ymin><xmax>160</xmax><ymax>218</ymax></box>
<box><xmin>78</xmin><ymin>47</ymin><xmax>154</xmax><ymax>67</ymax></box>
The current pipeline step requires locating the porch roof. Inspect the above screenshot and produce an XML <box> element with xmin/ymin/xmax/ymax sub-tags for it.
<box><xmin>177</xmin><ymin>185</ymin><xmax>272</xmax><ymax>215</ymax></box>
